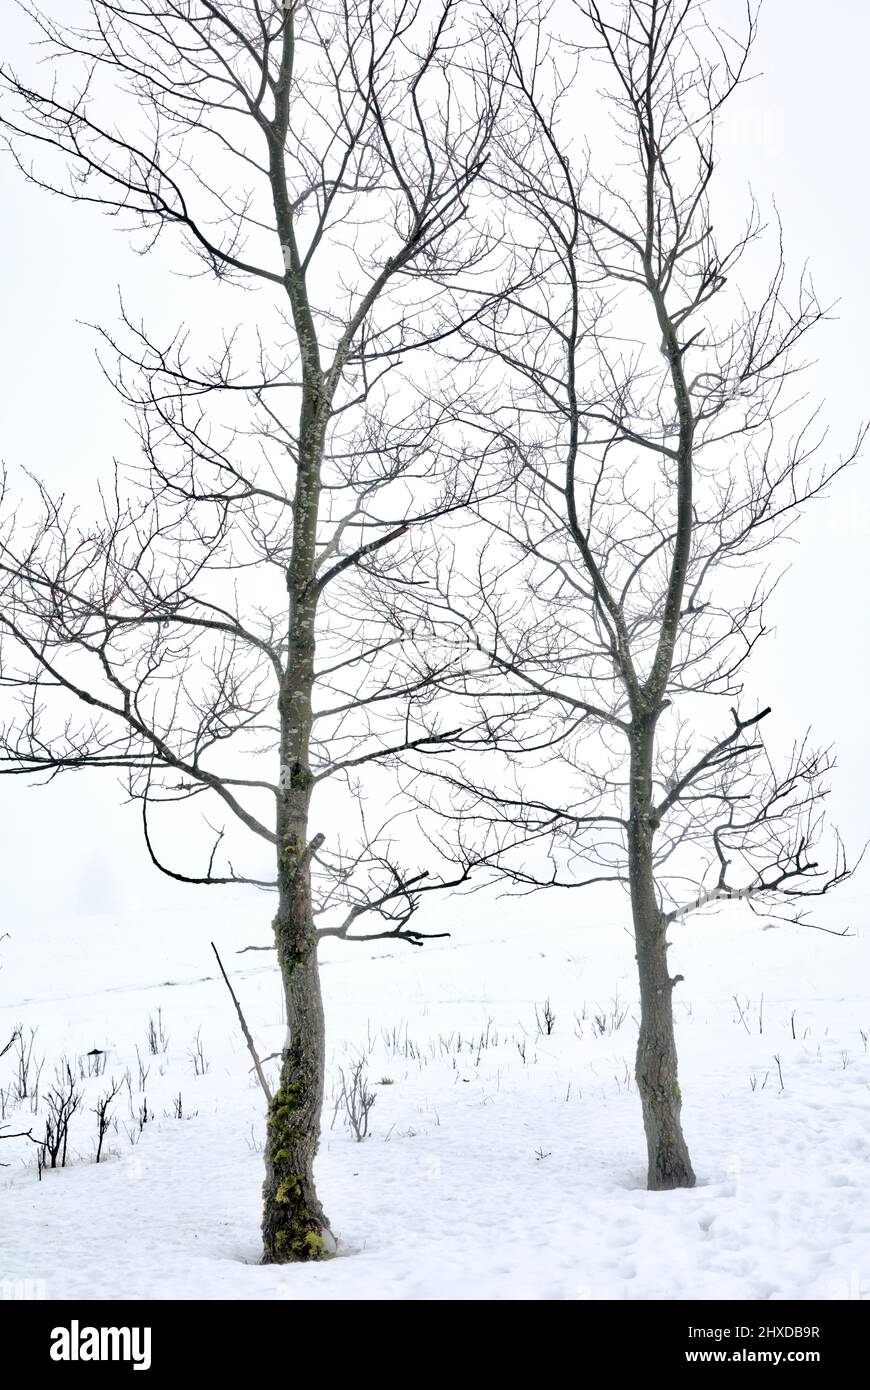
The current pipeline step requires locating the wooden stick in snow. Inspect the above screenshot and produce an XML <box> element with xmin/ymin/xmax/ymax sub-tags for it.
<box><xmin>210</xmin><ymin>941</ymin><xmax>272</xmax><ymax>1102</ymax></box>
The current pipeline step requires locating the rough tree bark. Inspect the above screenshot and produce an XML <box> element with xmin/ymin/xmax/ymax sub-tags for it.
<box><xmin>263</xmin><ymin>352</ymin><xmax>331</xmax><ymax>1255</ymax></box>
<box><xmin>629</xmin><ymin>718</ymin><xmax>695</xmax><ymax>1189</ymax></box>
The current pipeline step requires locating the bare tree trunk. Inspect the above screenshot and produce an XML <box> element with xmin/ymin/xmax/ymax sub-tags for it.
<box><xmin>262</xmin><ymin>699</ymin><xmax>334</xmax><ymax>1258</ymax></box>
<box><xmin>262</xmin><ymin>869</ymin><xmax>332</xmax><ymax>1262</ymax></box>
<box><xmin>262</xmin><ymin>394</ymin><xmax>333</xmax><ymax>1261</ymax></box>
<box><xmin>629</xmin><ymin>719</ymin><xmax>695</xmax><ymax>1191</ymax></box>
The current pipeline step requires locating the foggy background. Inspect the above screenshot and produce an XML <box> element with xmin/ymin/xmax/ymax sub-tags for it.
<box><xmin>1</xmin><ymin>0</ymin><xmax>867</xmax><ymax>946</ymax></box>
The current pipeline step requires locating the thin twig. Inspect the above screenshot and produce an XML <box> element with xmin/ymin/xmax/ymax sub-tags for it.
<box><xmin>210</xmin><ymin>941</ymin><xmax>272</xmax><ymax>1102</ymax></box>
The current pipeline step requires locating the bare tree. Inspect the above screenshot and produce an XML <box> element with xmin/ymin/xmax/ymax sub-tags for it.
<box><xmin>415</xmin><ymin>0</ymin><xmax>863</xmax><ymax>1189</ymax></box>
<box><xmin>336</xmin><ymin>1056</ymin><xmax>376</xmax><ymax>1141</ymax></box>
<box><xmin>93</xmin><ymin>1075</ymin><xmax>123</xmax><ymax>1163</ymax></box>
<box><xmin>41</xmin><ymin>1059</ymin><xmax>84</xmax><ymax>1169</ymax></box>
<box><xmin>0</xmin><ymin>0</ymin><xmax>516</xmax><ymax>1259</ymax></box>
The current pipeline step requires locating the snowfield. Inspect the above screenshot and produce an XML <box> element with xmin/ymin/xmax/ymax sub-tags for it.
<box><xmin>2</xmin><ymin>893</ymin><xmax>869</xmax><ymax>1301</ymax></box>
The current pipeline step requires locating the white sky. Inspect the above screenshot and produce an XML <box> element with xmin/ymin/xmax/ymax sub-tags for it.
<box><xmin>1</xmin><ymin>0</ymin><xmax>868</xmax><ymax>940</ymax></box>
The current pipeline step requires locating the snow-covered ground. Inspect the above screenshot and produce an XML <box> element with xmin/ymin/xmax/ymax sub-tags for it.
<box><xmin>2</xmin><ymin>892</ymin><xmax>869</xmax><ymax>1300</ymax></box>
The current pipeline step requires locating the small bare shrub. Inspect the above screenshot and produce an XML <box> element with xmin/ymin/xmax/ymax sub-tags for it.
<box><xmin>338</xmin><ymin>1059</ymin><xmax>376</xmax><ymax>1141</ymax></box>
<box><xmin>535</xmin><ymin>999</ymin><xmax>556</xmax><ymax>1036</ymax></box>
<box><xmin>188</xmin><ymin>1027</ymin><xmax>209</xmax><ymax>1077</ymax></box>
<box><xmin>145</xmin><ymin>1008</ymin><xmax>169</xmax><ymax>1056</ymax></box>
<box><xmin>93</xmin><ymin>1077</ymin><xmax>123</xmax><ymax>1163</ymax></box>
<box><xmin>40</xmin><ymin>1060</ymin><xmax>83</xmax><ymax>1171</ymax></box>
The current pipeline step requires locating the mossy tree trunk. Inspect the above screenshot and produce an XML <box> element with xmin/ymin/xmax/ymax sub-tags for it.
<box><xmin>261</xmin><ymin>831</ymin><xmax>332</xmax><ymax>1261</ymax></box>
<box><xmin>261</xmin><ymin>357</ymin><xmax>334</xmax><ymax>1260</ymax></box>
